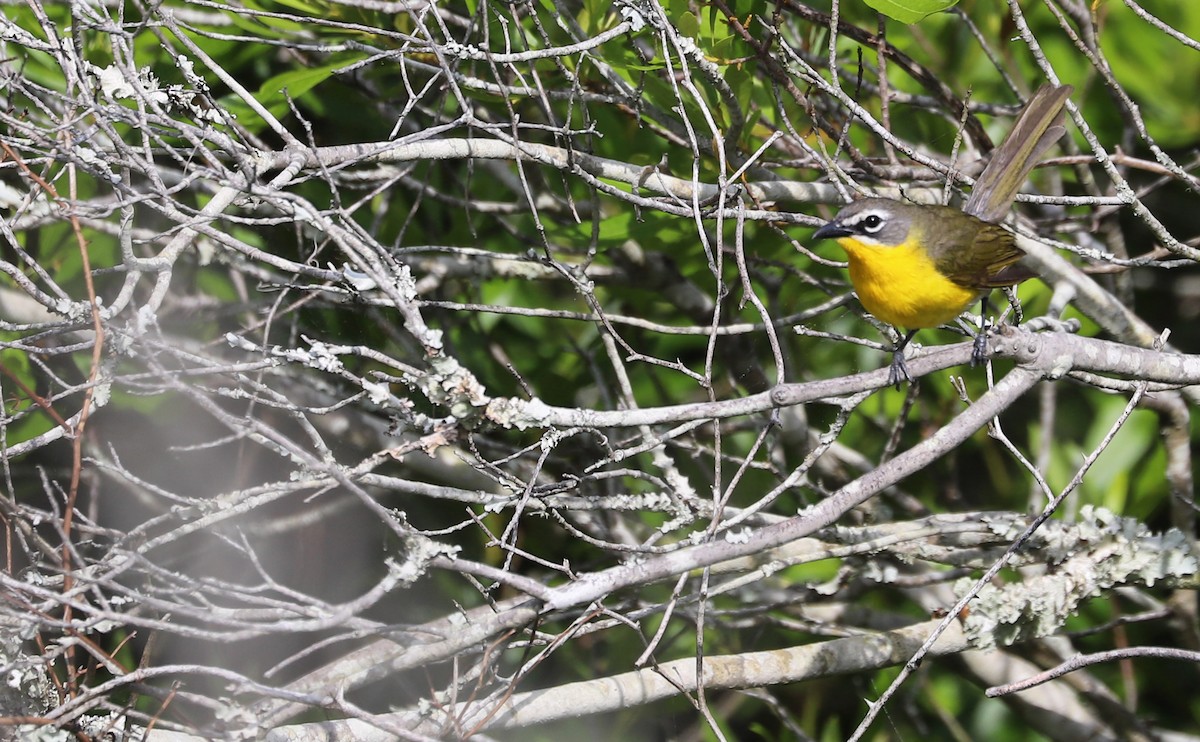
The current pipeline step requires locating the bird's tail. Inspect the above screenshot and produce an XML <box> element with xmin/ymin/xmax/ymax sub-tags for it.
<box><xmin>963</xmin><ymin>84</ymin><xmax>1073</xmax><ymax>224</ymax></box>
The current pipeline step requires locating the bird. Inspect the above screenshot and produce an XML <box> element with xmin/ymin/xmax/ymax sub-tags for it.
<box><xmin>813</xmin><ymin>83</ymin><xmax>1074</xmax><ymax>388</ymax></box>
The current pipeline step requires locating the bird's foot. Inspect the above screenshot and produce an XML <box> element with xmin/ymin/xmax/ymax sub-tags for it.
<box><xmin>887</xmin><ymin>350</ymin><xmax>912</xmax><ymax>389</ymax></box>
<box><xmin>970</xmin><ymin>328</ymin><xmax>990</xmax><ymax>367</ymax></box>
<box><xmin>1002</xmin><ymin>286</ymin><xmax>1023</xmax><ymax>326</ymax></box>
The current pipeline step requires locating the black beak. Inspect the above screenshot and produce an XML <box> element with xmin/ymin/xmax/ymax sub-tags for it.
<box><xmin>813</xmin><ymin>221</ymin><xmax>850</xmax><ymax>240</ymax></box>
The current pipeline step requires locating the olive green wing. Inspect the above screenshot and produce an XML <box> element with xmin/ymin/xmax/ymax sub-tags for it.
<box><xmin>938</xmin><ymin>223</ymin><xmax>1029</xmax><ymax>290</ymax></box>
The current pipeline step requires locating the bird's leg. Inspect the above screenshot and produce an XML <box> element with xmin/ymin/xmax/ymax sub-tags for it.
<box><xmin>889</xmin><ymin>329</ymin><xmax>918</xmax><ymax>389</ymax></box>
<box><xmin>971</xmin><ymin>296</ymin><xmax>991</xmax><ymax>367</ymax></box>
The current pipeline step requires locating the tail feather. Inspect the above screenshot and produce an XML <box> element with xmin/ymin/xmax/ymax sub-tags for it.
<box><xmin>964</xmin><ymin>84</ymin><xmax>1073</xmax><ymax>224</ymax></box>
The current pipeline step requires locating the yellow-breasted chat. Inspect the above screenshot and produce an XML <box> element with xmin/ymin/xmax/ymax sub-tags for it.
<box><xmin>814</xmin><ymin>84</ymin><xmax>1073</xmax><ymax>388</ymax></box>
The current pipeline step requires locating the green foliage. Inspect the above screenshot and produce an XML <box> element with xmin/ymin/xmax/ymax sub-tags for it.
<box><xmin>1097</xmin><ymin>2</ymin><xmax>1200</xmax><ymax>147</ymax></box>
<box><xmin>861</xmin><ymin>0</ymin><xmax>960</xmax><ymax>25</ymax></box>
<box><xmin>1039</xmin><ymin>400</ymin><xmax>1166</xmax><ymax>515</ymax></box>
<box><xmin>0</xmin><ymin>346</ymin><xmax>53</xmax><ymax>443</ymax></box>
<box><xmin>256</xmin><ymin>57</ymin><xmax>364</xmax><ymax>113</ymax></box>
<box><xmin>2</xmin><ymin>0</ymin><xmax>1198</xmax><ymax>738</ymax></box>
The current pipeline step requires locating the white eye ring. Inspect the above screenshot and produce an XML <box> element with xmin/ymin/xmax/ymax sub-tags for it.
<box><xmin>859</xmin><ymin>212</ymin><xmax>886</xmax><ymax>233</ymax></box>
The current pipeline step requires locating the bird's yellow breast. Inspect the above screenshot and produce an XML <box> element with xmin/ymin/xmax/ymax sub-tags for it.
<box><xmin>837</xmin><ymin>236</ymin><xmax>979</xmax><ymax>329</ymax></box>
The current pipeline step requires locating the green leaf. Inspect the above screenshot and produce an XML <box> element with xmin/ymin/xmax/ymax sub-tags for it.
<box><xmin>678</xmin><ymin>11</ymin><xmax>700</xmax><ymax>39</ymax></box>
<box><xmin>582</xmin><ymin>0</ymin><xmax>611</xmax><ymax>32</ymax></box>
<box><xmin>704</xmin><ymin>4</ymin><xmax>720</xmax><ymax>41</ymax></box>
<box><xmin>861</xmin><ymin>0</ymin><xmax>959</xmax><ymax>24</ymax></box>
<box><xmin>257</xmin><ymin>60</ymin><xmax>347</xmax><ymax>103</ymax></box>
<box><xmin>270</xmin><ymin>0</ymin><xmax>326</xmax><ymax>14</ymax></box>
<box><xmin>725</xmin><ymin>66</ymin><xmax>753</xmax><ymax>121</ymax></box>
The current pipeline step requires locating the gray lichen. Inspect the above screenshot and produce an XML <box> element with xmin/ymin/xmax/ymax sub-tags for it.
<box><xmin>959</xmin><ymin>506</ymin><xmax>1199</xmax><ymax>649</ymax></box>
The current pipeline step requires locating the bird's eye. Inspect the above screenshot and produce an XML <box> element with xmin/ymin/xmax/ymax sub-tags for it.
<box><xmin>861</xmin><ymin>214</ymin><xmax>884</xmax><ymax>232</ymax></box>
